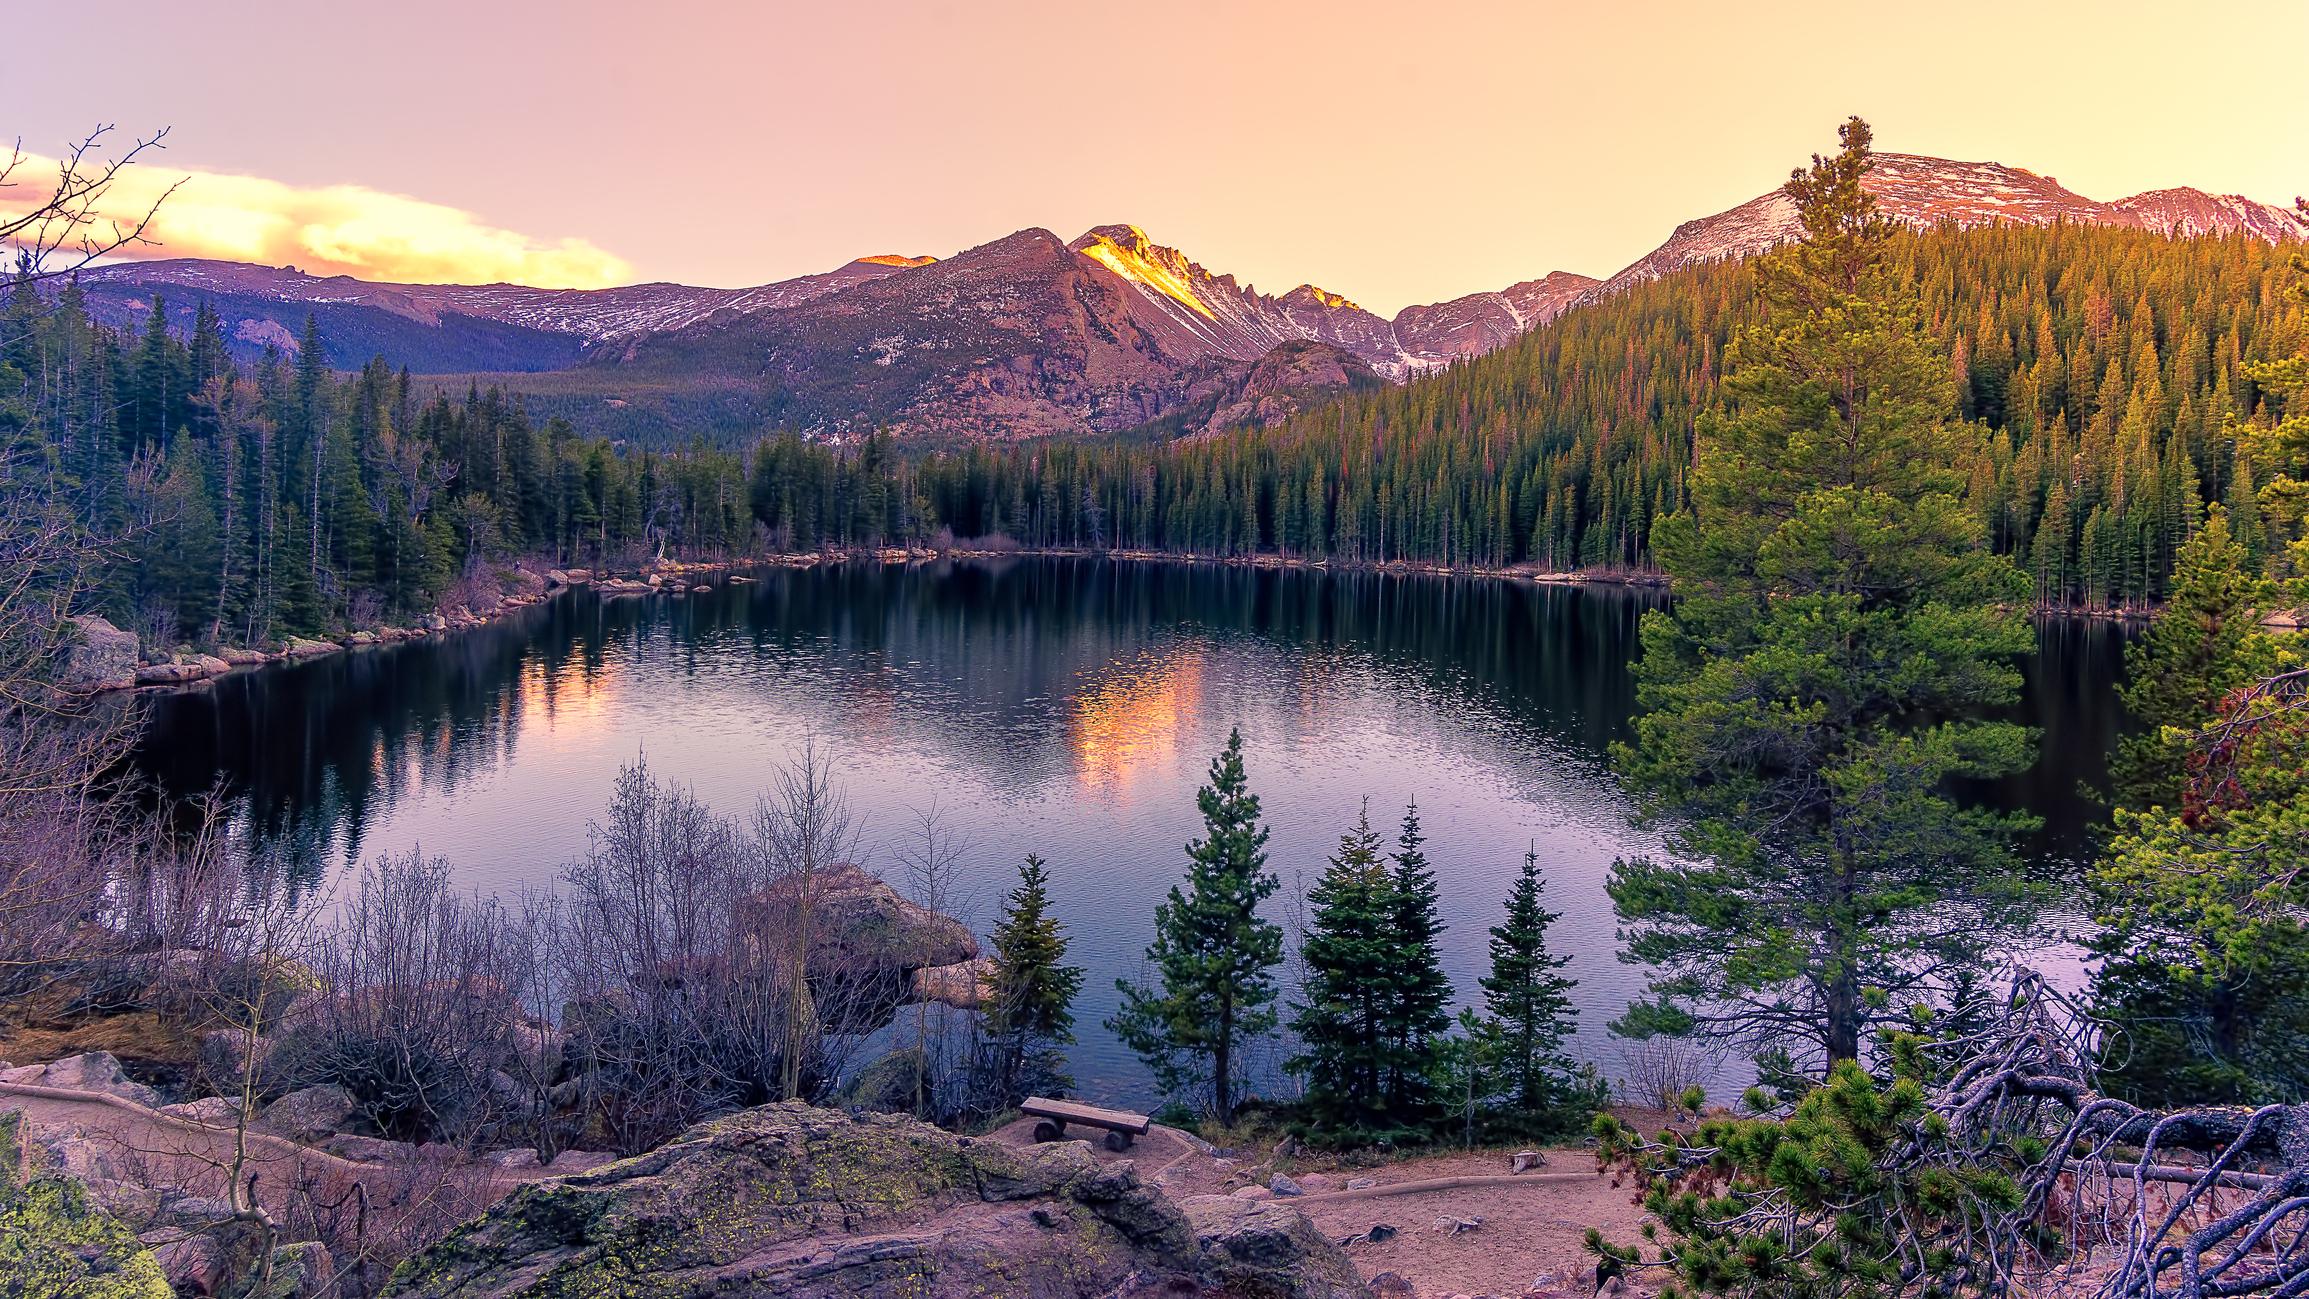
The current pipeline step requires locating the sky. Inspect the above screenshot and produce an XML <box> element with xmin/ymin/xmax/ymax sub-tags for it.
<box><xmin>6</xmin><ymin>0</ymin><xmax>2306</xmax><ymax>315</ymax></box>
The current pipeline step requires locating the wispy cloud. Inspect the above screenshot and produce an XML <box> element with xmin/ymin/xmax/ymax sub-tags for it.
<box><xmin>2</xmin><ymin>150</ymin><xmax>634</xmax><ymax>289</ymax></box>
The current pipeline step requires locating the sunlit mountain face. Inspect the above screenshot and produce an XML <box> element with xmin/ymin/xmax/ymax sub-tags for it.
<box><xmin>67</xmin><ymin>151</ymin><xmax>2303</xmax><ymax>443</ymax></box>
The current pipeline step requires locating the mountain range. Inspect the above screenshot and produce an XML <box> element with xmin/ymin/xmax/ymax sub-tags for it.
<box><xmin>69</xmin><ymin>153</ymin><xmax>2307</xmax><ymax>441</ymax></box>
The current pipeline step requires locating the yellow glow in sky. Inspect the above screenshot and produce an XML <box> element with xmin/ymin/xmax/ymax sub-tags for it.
<box><xmin>8</xmin><ymin>1</ymin><xmax>2305</xmax><ymax>307</ymax></box>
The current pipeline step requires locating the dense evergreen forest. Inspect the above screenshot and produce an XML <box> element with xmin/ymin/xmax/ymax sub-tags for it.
<box><xmin>6</xmin><ymin>217</ymin><xmax>2304</xmax><ymax>653</ymax></box>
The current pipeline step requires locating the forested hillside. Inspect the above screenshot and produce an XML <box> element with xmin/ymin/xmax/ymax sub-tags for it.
<box><xmin>8</xmin><ymin>217</ymin><xmax>2305</xmax><ymax>656</ymax></box>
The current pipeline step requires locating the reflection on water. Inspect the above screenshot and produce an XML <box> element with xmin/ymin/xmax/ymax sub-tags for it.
<box><xmin>134</xmin><ymin>558</ymin><xmax>2127</xmax><ymax>1101</ymax></box>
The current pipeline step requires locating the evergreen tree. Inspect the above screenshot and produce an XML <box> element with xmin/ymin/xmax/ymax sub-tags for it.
<box><xmin>1607</xmin><ymin>119</ymin><xmax>2044</xmax><ymax>1070</ymax></box>
<box><xmin>1288</xmin><ymin>803</ymin><xmax>1399</xmax><ymax>1136</ymax></box>
<box><xmin>2107</xmin><ymin>506</ymin><xmax>2274</xmax><ymax>809</ymax></box>
<box><xmin>1108</xmin><ymin>728</ymin><xmax>1283</xmax><ymax>1125</ymax></box>
<box><xmin>980</xmin><ymin>854</ymin><xmax>1083</xmax><ymax>1107</ymax></box>
<box><xmin>1470</xmin><ymin>845</ymin><xmax>1579</xmax><ymax>1115</ymax></box>
<box><xmin>1379</xmin><ymin>799</ymin><xmax>1451</xmax><ymax>1117</ymax></box>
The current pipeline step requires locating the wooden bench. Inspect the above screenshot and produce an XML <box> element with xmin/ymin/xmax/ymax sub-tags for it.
<box><xmin>1020</xmin><ymin>1096</ymin><xmax>1152</xmax><ymax>1151</ymax></box>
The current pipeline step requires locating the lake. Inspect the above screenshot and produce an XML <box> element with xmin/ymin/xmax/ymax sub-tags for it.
<box><xmin>133</xmin><ymin>557</ymin><xmax>2128</xmax><ymax>1104</ymax></box>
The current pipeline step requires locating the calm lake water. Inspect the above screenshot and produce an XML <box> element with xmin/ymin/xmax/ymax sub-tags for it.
<box><xmin>133</xmin><ymin>558</ymin><xmax>2128</xmax><ymax>1104</ymax></box>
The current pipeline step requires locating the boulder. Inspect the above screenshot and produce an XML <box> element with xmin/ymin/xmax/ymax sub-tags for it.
<box><xmin>282</xmin><ymin>636</ymin><xmax>340</xmax><ymax>659</ymax></box>
<box><xmin>0</xmin><ymin>1119</ymin><xmax>174</xmax><ymax>1298</ymax></box>
<box><xmin>1182</xmin><ymin>1194</ymin><xmax>1367</xmax><ymax>1298</ymax></box>
<box><xmin>320</xmin><ymin>1133</ymin><xmax>419</xmax><ymax>1163</ymax></box>
<box><xmin>1371</xmin><ymin>1272</ymin><xmax>1420</xmax><ymax>1298</ymax></box>
<box><xmin>152</xmin><ymin>1232</ymin><xmax>228</xmax><ymax>1296</ymax></box>
<box><xmin>7</xmin><ymin>1052</ymin><xmax>162</xmax><ymax>1107</ymax></box>
<box><xmin>745</xmin><ymin>863</ymin><xmax>978</xmax><ymax>983</ymax></box>
<box><xmin>159</xmin><ymin>1097</ymin><xmax>245</xmax><ymax>1125</ymax></box>
<box><xmin>380</xmin><ymin>1101</ymin><xmax>1361</xmax><ymax>1299</ymax></box>
<box><xmin>270</xmin><ymin>1240</ymin><xmax>336</xmax><ymax>1299</ymax></box>
<box><xmin>906</xmin><ymin>957</ymin><xmax>991</xmax><ymax>1010</ymax></box>
<box><xmin>59</xmin><ymin>615</ymin><xmax>139</xmax><ymax>692</ymax></box>
<box><xmin>255</xmin><ymin>1084</ymin><xmax>358</xmax><ymax>1142</ymax></box>
<box><xmin>1269</xmin><ymin>1171</ymin><xmax>1305</xmax><ymax>1197</ymax></box>
<box><xmin>544</xmin><ymin>1149</ymin><xmax>616</xmax><ymax>1174</ymax></box>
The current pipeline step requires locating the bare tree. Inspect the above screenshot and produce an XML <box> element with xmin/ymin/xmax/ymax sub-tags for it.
<box><xmin>1</xmin><ymin>124</ymin><xmax>180</xmax><ymax>288</ymax></box>
<box><xmin>280</xmin><ymin>852</ymin><xmax>534</xmax><ymax>1145</ymax></box>
<box><xmin>891</xmin><ymin>800</ymin><xmax>973</xmax><ymax>1119</ymax></box>
<box><xmin>751</xmin><ymin>738</ymin><xmax>862</xmax><ymax>1103</ymax></box>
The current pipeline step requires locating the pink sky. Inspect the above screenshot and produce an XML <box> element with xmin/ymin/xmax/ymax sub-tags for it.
<box><xmin>8</xmin><ymin>0</ymin><xmax>2306</xmax><ymax>313</ymax></box>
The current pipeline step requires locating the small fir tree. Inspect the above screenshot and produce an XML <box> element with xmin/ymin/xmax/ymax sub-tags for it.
<box><xmin>981</xmin><ymin>854</ymin><xmax>1083</xmax><ymax>1107</ymax></box>
<box><xmin>1472</xmin><ymin>845</ymin><xmax>1581</xmax><ymax>1115</ymax></box>
<box><xmin>1288</xmin><ymin>802</ymin><xmax>1399</xmax><ymax>1136</ymax></box>
<box><xmin>1108</xmin><ymin>728</ymin><xmax>1283</xmax><ymax>1125</ymax></box>
<box><xmin>1380</xmin><ymin>800</ymin><xmax>1453</xmax><ymax>1117</ymax></box>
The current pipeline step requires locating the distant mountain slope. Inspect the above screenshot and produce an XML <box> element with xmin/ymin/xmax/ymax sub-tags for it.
<box><xmin>65</xmin><ymin>148</ymin><xmax>2305</xmax><ymax>436</ymax></box>
<box><xmin>1587</xmin><ymin>153</ymin><xmax>2308</xmax><ymax>300</ymax></box>
<box><xmin>71</xmin><ymin>254</ymin><xmax>934</xmax><ymax>371</ymax></box>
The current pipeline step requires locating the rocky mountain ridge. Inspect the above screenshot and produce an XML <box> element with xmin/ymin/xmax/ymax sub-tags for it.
<box><xmin>1584</xmin><ymin>152</ymin><xmax>2308</xmax><ymax>300</ymax></box>
<box><xmin>63</xmin><ymin>150</ymin><xmax>2305</xmax><ymax>436</ymax></box>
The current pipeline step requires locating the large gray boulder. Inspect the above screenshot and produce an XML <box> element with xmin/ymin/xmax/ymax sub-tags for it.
<box><xmin>58</xmin><ymin>615</ymin><xmax>138</xmax><ymax>692</ymax></box>
<box><xmin>1</xmin><ymin>1052</ymin><xmax>161</xmax><ymax>1107</ymax></box>
<box><xmin>255</xmin><ymin>1084</ymin><xmax>358</xmax><ymax>1142</ymax></box>
<box><xmin>380</xmin><ymin>1101</ymin><xmax>1364</xmax><ymax>1299</ymax></box>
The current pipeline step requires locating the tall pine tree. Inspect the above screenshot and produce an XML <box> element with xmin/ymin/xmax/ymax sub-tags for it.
<box><xmin>1109</xmin><ymin>728</ymin><xmax>1283</xmax><ymax>1125</ymax></box>
<box><xmin>1608</xmin><ymin>119</ymin><xmax>2044</xmax><ymax>1070</ymax></box>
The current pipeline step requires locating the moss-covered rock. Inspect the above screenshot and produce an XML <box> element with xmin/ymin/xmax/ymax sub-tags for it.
<box><xmin>0</xmin><ymin>1109</ymin><xmax>172</xmax><ymax>1299</ymax></box>
<box><xmin>379</xmin><ymin>1101</ymin><xmax>1363</xmax><ymax>1299</ymax></box>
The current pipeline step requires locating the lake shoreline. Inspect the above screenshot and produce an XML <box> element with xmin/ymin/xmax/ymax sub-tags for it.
<box><xmin>94</xmin><ymin>543</ymin><xmax>2197</xmax><ymax>699</ymax></box>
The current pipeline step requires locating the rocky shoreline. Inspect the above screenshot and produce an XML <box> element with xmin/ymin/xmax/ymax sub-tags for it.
<box><xmin>68</xmin><ymin>543</ymin><xmax>2254</xmax><ymax>700</ymax></box>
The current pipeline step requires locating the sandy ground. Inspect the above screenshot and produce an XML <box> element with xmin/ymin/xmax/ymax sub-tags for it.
<box><xmin>988</xmin><ymin>1117</ymin><xmax>1654</xmax><ymax>1297</ymax></box>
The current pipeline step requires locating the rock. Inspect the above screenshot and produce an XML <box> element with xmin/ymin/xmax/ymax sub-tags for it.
<box><xmin>282</xmin><ymin>636</ymin><xmax>340</xmax><ymax>659</ymax></box>
<box><xmin>256</xmin><ymin>1084</ymin><xmax>358</xmax><ymax>1142</ymax></box>
<box><xmin>1231</xmin><ymin>1183</ymin><xmax>1272</xmax><ymax>1200</ymax></box>
<box><xmin>344</xmin><ymin>630</ymin><xmax>379</xmax><ymax>647</ymax></box>
<box><xmin>544</xmin><ymin>1149</ymin><xmax>616</xmax><ymax>1174</ymax></box>
<box><xmin>1296</xmin><ymin>1172</ymin><xmax>1335</xmax><ymax>1192</ymax></box>
<box><xmin>60</xmin><ymin>615</ymin><xmax>140</xmax><ymax>691</ymax></box>
<box><xmin>152</xmin><ymin>1232</ymin><xmax>228</xmax><ymax>1295</ymax></box>
<box><xmin>546</xmin><ymin>569</ymin><xmax>572</xmax><ymax>586</ymax></box>
<box><xmin>1372</xmin><ymin>1271</ymin><xmax>1420</xmax><ymax>1298</ymax></box>
<box><xmin>745</xmin><ymin>863</ymin><xmax>978</xmax><ymax>986</ymax></box>
<box><xmin>159</xmin><ymin>1097</ymin><xmax>245</xmax><ymax>1125</ymax></box>
<box><xmin>1181</xmin><ymin>1194</ymin><xmax>1367</xmax><ymax>1299</ymax></box>
<box><xmin>1269</xmin><ymin>1171</ymin><xmax>1304</xmax><ymax>1196</ymax></box>
<box><xmin>270</xmin><ymin>1240</ymin><xmax>336</xmax><ymax>1299</ymax></box>
<box><xmin>565</xmin><ymin>569</ymin><xmax>592</xmax><ymax>583</ymax></box>
<box><xmin>1346</xmin><ymin>1176</ymin><xmax>1377</xmax><ymax>1190</ymax></box>
<box><xmin>135</xmin><ymin>660</ymin><xmax>207</xmax><ymax>685</ymax></box>
<box><xmin>427</xmin><ymin>613</ymin><xmax>449</xmax><ymax>631</ymax></box>
<box><xmin>484</xmin><ymin>1147</ymin><xmax>543</xmax><ymax>1171</ymax></box>
<box><xmin>906</xmin><ymin>956</ymin><xmax>991</xmax><ymax>1010</ymax></box>
<box><xmin>380</xmin><ymin>1101</ymin><xmax>1359</xmax><ymax>1299</ymax></box>
<box><xmin>836</xmin><ymin>1047</ymin><xmax>928</xmax><ymax>1113</ymax></box>
<box><xmin>0</xmin><ymin>1153</ymin><xmax>174</xmax><ymax>1296</ymax></box>
<box><xmin>218</xmin><ymin>646</ymin><xmax>272</xmax><ymax>666</ymax></box>
<box><xmin>11</xmin><ymin>1052</ymin><xmax>162</xmax><ymax>1107</ymax></box>
<box><xmin>321</xmin><ymin>1133</ymin><xmax>419</xmax><ymax>1163</ymax></box>
<box><xmin>1511</xmin><ymin>1148</ymin><xmax>1546</xmax><ymax>1173</ymax></box>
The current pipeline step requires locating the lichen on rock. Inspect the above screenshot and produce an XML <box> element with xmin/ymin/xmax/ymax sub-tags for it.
<box><xmin>0</xmin><ymin>1110</ymin><xmax>173</xmax><ymax>1299</ymax></box>
<box><xmin>379</xmin><ymin>1101</ymin><xmax>1364</xmax><ymax>1298</ymax></box>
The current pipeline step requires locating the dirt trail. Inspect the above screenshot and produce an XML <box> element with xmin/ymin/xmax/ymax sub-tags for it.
<box><xmin>0</xmin><ymin>1080</ymin><xmax>545</xmax><ymax>1215</ymax></box>
<box><xmin>985</xmin><ymin>1117</ymin><xmax>1653</xmax><ymax>1296</ymax></box>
